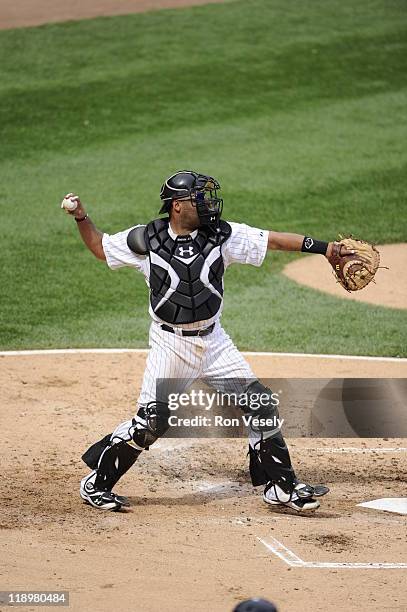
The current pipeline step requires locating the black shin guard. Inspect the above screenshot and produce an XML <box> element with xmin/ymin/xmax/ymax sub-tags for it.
<box><xmin>94</xmin><ymin>441</ymin><xmax>141</xmax><ymax>491</ymax></box>
<box><xmin>249</xmin><ymin>432</ymin><xmax>296</xmax><ymax>493</ymax></box>
<box><xmin>83</xmin><ymin>402</ymin><xmax>169</xmax><ymax>492</ymax></box>
<box><xmin>82</xmin><ymin>433</ymin><xmax>113</xmax><ymax>469</ymax></box>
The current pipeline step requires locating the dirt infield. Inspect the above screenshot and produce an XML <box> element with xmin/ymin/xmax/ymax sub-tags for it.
<box><xmin>283</xmin><ymin>244</ymin><xmax>407</xmax><ymax>310</ymax></box>
<box><xmin>0</xmin><ymin>0</ymin><xmax>228</xmax><ymax>30</ymax></box>
<box><xmin>1</xmin><ymin>352</ymin><xmax>406</xmax><ymax>612</ymax></box>
<box><xmin>1</xmin><ymin>2</ymin><xmax>406</xmax><ymax>610</ymax></box>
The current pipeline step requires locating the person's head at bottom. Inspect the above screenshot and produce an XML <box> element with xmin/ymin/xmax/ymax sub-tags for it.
<box><xmin>233</xmin><ymin>598</ymin><xmax>278</xmax><ymax>612</ymax></box>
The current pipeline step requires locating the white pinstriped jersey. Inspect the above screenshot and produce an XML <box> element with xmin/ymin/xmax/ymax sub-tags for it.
<box><xmin>102</xmin><ymin>221</ymin><xmax>269</xmax><ymax>330</ymax></box>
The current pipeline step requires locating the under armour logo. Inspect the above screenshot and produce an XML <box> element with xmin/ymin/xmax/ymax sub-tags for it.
<box><xmin>178</xmin><ymin>246</ymin><xmax>194</xmax><ymax>257</ymax></box>
<box><xmin>304</xmin><ymin>237</ymin><xmax>314</xmax><ymax>249</ymax></box>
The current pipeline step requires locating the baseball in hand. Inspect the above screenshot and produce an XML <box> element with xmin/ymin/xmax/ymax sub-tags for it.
<box><xmin>61</xmin><ymin>193</ymin><xmax>79</xmax><ymax>212</ymax></box>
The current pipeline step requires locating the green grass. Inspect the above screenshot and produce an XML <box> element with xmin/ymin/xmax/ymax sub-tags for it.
<box><xmin>1</xmin><ymin>0</ymin><xmax>406</xmax><ymax>355</ymax></box>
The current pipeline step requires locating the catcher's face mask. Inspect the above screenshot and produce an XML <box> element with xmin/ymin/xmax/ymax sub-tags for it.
<box><xmin>191</xmin><ymin>178</ymin><xmax>223</xmax><ymax>229</ymax></box>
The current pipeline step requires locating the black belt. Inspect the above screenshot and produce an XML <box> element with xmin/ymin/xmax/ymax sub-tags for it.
<box><xmin>160</xmin><ymin>323</ymin><xmax>215</xmax><ymax>337</ymax></box>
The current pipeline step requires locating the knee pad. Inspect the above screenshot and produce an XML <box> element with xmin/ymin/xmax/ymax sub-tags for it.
<box><xmin>132</xmin><ymin>402</ymin><xmax>170</xmax><ymax>450</ymax></box>
<box><xmin>243</xmin><ymin>380</ymin><xmax>280</xmax><ymax>435</ymax></box>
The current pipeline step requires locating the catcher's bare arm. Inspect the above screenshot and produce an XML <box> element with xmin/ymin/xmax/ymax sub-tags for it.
<box><xmin>267</xmin><ymin>231</ymin><xmax>353</xmax><ymax>257</ymax></box>
<box><xmin>61</xmin><ymin>194</ymin><xmax>106</xmax><ymax>261</ymax></box>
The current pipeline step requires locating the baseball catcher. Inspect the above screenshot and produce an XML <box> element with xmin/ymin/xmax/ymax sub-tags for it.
<box><xmin>61</xmin><ymin>170</ymin><xmax>378</xmax><ymax>513</ymax></box>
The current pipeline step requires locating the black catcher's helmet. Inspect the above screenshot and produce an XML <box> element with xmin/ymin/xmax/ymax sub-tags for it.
<box><xmin>159</xmin><ymin>170</ymin><xmax>223</xmax><ymax>228</ymax></box>
<box><xmin>233</xmin><ymin>599</ymin><xmax>278</xmax><ymax>612</ymax></box>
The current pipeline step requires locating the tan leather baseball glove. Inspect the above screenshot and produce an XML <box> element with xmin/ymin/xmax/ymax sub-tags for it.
<box><xmin>327</xmin><ymin>236</ymin><xmax>380</xmax><ymax>292</ymax></box>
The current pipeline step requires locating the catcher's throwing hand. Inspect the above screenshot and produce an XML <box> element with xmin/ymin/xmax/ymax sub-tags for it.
<box><xmin>326</xmin><ymin>236</ymin><xmax>380</xmax><ymax>292</ymax></box>
<box><xmin>61</xmin><ymin>193</ymin><xmax>86</xmax><ymax>218</ymax></box>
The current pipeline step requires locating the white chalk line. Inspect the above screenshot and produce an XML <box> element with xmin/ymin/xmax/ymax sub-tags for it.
<box><xmin>315</xmin><ymin>448</ymin><xmax>407</xmax><ymax>454</ymax></box>
<box><xmin>0</xmin><ymin>348</ymin><xmax>148</xmax><ymax>356</ymax></box>
<box><xmin>244</xmin><ymin>351</ymin><xmax>406</xmax><ymax>363</ymax></box>
<box><xmin>258</xmin><ymin>536</ymin><xmax>304</xmax><ymax>567</ymax></box>
<box><xmin>156</xmin><ymin>443</ymin><xmax>407</xmax><ymax>454</ymax></box>
<box><xmin>0</xmin><ymin>348</ymin><xmax>405</xmax><ymax>363</ymax></box>
<box><xmin>258</xmin><ymin>536</ymin><xmax>407</xmax><ymax>569</ymax></box>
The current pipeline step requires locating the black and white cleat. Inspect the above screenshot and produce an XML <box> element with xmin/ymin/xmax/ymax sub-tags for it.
<box><xmin>80</xmin><ymin>471</ymin><xmax>129</xmax><ymax>511</ymax></box>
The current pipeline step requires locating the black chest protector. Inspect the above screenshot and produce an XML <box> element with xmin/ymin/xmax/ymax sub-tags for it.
<box><xmin>143</xmin><ymin>218</ymin><xmax>231</xmax><ymax>325</ymax></box>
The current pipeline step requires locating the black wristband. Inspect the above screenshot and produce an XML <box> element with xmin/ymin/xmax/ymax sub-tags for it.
<box><xmin>75</xmin><ymin>214</ymin><xmax>88</xmax><ymax>223</ymax></box>
<box><xmin>301</xmin><ymin>236</ymin><xmax>328</xmax><ymax>255</ymax></box>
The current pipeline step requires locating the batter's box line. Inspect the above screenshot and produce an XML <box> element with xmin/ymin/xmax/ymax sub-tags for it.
<box><xmin>257</xmin><ymin>536</ymin><xmax>407</xmax><ymax>569</ymax></box>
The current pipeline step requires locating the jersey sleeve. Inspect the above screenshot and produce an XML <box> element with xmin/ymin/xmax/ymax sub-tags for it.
<box><xmin>222</xmin><ymin>222</ymin><xmax>269</xmax><ymax>267</ymax></box>
<box><xmin>102</xmin><ymin>226</ymin><xmax>147</xmax><ymax>272</ymax></box>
